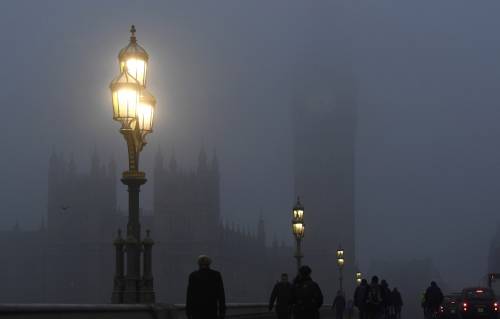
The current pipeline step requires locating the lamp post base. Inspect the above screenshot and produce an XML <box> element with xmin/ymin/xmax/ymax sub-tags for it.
<box><xmin>111</xmin><ymin>171</ymin><xmax>156</xmax><ymax>304</ymax></box>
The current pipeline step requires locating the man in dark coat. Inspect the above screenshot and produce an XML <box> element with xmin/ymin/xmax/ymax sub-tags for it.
<box><xmin>186</xmin><ymin>255</ymin><xmax>226</xmax><ymax>319</ymax></box>
<box><xmin>424</xmin><ymin>281</ymin><xmax>443</xmax><ymax>317</ymax></box>
<box><xmin>292</xmin><ymin>265</ymin><xmax>324</xmax><ymax>319</ymax></box>
<box><xmin>354</xmin><ymin>279</ymin><xmax>369</xmax><ymax>319</ymax></box>
<box><xmin>380</xmin><ymin>280</ymin><xmax>391</xmax><ymax>319</ymax></box>
<box><xmin>332</xmin><ymin>290</ymin><xmax>346</xmax><ymax>319</ymax></box>
<box><xmin>269</xmin><ymin>273</ymin><xmax>293</xmax><ymax>319</ymax></box>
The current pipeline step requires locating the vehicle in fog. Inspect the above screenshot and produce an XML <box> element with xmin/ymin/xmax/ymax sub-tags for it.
<box><xmin>439</xmin><ymin>293</ymin><xmax>461</xmax><ymax>319</ymax></box>
<box><xmin>459</xmin><ymin>288</ymin><xmax>499</xmax><ymax>319</ymax></box>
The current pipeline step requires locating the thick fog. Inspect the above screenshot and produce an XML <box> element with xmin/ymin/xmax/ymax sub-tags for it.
<box><xmin>1</xmin><ymin>0</ymin><xmax>500</xmax><ymax>293</ymax></box>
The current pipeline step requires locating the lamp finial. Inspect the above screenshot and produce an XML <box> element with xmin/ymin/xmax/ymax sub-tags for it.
<box><xmin>130</xmin><ymin>25</ymin><xmax>137</xmax><ymax>43</ymax></box>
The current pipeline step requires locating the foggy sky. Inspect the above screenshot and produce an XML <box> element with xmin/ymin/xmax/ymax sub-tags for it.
<box><xmin>2</xmin><ymin>0</ymin><xmax>500</xmax><ymax>292</ymax></box>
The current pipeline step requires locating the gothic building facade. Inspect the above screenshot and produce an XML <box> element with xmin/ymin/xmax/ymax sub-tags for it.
<box><xmin>0</xmin><ymin>149</ymin><xmax>290</xmax><ymax>303</ymax></box>
<box><xmin>152</xmin><ymin>148</ymin><xmax>290</xmax><ymax>302</ymax></box>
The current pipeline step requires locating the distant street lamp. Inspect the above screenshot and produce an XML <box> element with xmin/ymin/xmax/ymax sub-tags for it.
<box><xmin>336</xmin><ymin>245</ymin><xmax>345</xmax><ymax>291</ymax></box>
<box><xmin>292</xmin><ymin>197</ymin><xmax>305</xmax><ymax>270</ymax></box>
<box><xmin>110</xmin><ymin>25</ymin><xmax>156</xmax><ymax>304</ymax></box>
<box><xmin>356</xmin><ymin>270</ymin><xmax>362</xmax><ymax>285</ymax></box>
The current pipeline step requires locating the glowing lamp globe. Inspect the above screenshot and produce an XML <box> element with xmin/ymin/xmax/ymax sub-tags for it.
<box><xmin>119</xmin><ymin>25</ymin><xmax>149</xmax><ymax>87</ymax></box>
<box><xmin>337</xmin><ymin>258</ymin><xmax>345</xmax><ymax>267</ymax></box>
<box><xmin>356</xmin><ymin>272</ymin><xmax>362</xmax><ymax>284</ymax></box>
<box><xmin>136</xmin><ymin>89</ymin><xmax>156</xmax><ymax>133</ymax></box>
<box><xmin>292</xmin><ymin>197</ymin><xmax>304</xmax><ymax>223</ymax></box>
<box><xmin>292</xmin><ymin>222</ymin><xmax>305</xmax><ymax>239</ymax></box>
<box><xmin>336</xmin><ymin>247</ymin><xmax>344</xmax><ymax>259</ymax></box>
<box><xmin>110</xmin><ymin>69</ymin><xmax>141</xmax><ymax>124</ymax></box>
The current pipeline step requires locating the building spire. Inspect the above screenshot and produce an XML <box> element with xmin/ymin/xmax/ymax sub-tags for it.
<box><xmin>168</xmin><ymin>148</ymin><xmax>178</xmax><ymax>172</ymax></box>
<box><xmin>40</xmin><ymin>214</ymin><xmax>46</xmax><ymax>231</ymax></box>
<box><xmin>257</xmin><ymin>210</ymin><xmax>266</xmax><ymax>245</ymax></box>
<box><xmin>211</xmin><ymin>148</ymin><xmax>219</xmax><ymax>173</ymax></box>
<box><xmin>68</xmin><ymin>152</ymin><xmax>76</xmax><ymax>176</ymax></box>
<box><xmin>198</xmin><ymin>146</ymin><xmax>208</xmax><ymax>173</ymax></box>
<box><xmin>154</xmin><ymin>146</ymin><xmax>164</xmax><ymax>173</ymax></box>
<box><xmin>90</xmin><ymin>146</ymin><xmax>100</xmax><ymax>175</ymax></box>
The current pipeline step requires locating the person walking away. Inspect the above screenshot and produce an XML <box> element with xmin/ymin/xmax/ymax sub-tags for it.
<box><xmin>269</xmin><ymin>273</ymin><xmax>293</xmax><ymax>319</ymax></box>
<box><xmin>424</xmin><ymin>281</ymin><xmax>443</xmax><ymax>319</ymax></box>
<box><xmin>391</xmin><ymin>288</ymin><xmax>403</xmax><ymax>319</ymax></box>
<box><xmin>292</xmin><ymin>265</ymin><xmax>323</xmax><ymax>319</ymax></box>
<box><xmin>365</xmin><ymin>276</ymin><xmax>383</xmax><ymax>319</ymax></box>
<box><xmin>186</xmin><ymin>255</ymin><xmax>226</xmax><ymax>319</ymax></box>
<box><xmin>380</xmin><ymin>280</ymin><xmax>391</xmax><ymax>319</ymax></box>
<box><xmin>354</xmin><ymin>279</ymin><xmax>369</xmax><ymax>319</ymax></box>
<box><xmin>332</xmin><ymin>290</ymin><xmax>346</xmax><ymax>319</ymax></box>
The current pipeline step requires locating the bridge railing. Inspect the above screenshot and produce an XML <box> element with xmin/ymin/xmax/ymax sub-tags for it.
<box><xmin>0</xmin><ymin>303</ymin><xmax>335</xmax><ymax>318</ymax></box>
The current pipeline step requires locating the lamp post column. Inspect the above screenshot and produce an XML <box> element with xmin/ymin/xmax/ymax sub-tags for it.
<box><xmin>339</xmin><ymin>266</ymin><xmax>343</xmax><ymax>292</ymax></box>
<box><xmin>122</xmin><ymin>172</ymin><xmax>146</xmax><ymax>304</ymax></box>
<box><xmin>295</xmin><ymin>238</ymin><xmax>303</xmax><ymax>270</ymax></box>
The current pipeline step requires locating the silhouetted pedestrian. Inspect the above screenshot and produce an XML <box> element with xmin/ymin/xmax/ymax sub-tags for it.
<box><xmin>423</xmin><ymin>281</ymin><xmax>443</xmax><ymax>318</ymax></box>
<box><xmin>292</xmin><ymin>265</ymin><xmax>324</xmax><ymax>319</ymax></box>
<box><xmin>365</xmin><ymin>276</ymin><xmax>383</xmax><ymax>319</ymax></box>
<box><xmin>391</xmin><ymin>288</ymin><xmax>403</xmax><ymax>319</ymax></box>
<box><xmin>186</xmin><ymin>255</ymin><xmax>226</xmax><ymax>319</ymax></box>
<box><xmin>354</xmin><ymin>279</ymin><xmax>369</xmax><ymax>319</ymax></box>
<box><xmin>332</xmin><ymin>290</ymin><xmax>346</xmax><ymax>319</ymax></box>
<box><xmin>380</xmin><ymin>280</ymin><xmax>391</xmax><ymax>319</ymax></box>
<box><xmin>269</xmin><ymin>273</ymin><xmax>293</xmax><ymax>319</ymax></box>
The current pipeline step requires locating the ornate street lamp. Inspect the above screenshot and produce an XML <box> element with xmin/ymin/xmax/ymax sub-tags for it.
<box><xmin>110</xmin><ymin>25</ymin><xmax>156</xmax><ymax>304</ymax></box>
<box><xmin>292</xmin><ymin>197</ymin><xmax>305</xmax><ymax>270</ymax></box>
<box><xmin>337</xmin><ymin>245</ymin><xmax>345</xmax><ymax>291</ymax></box>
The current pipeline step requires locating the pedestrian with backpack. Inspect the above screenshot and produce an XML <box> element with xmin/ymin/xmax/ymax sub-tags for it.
<box><xmin>291</xmin><ymin>265</ymin><xmax>324</xmax><ymax>319</ymax></box>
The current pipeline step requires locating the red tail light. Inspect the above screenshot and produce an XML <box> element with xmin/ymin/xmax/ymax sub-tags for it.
<box><xmin>463</xmin><ymin>302</ymin><xmax>468</xmax><ymax>311</ymax></box>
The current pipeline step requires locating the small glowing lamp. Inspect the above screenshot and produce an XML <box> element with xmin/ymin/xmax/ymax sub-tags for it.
<box><xmin>356</xmin><ymin>271</ymin><xmax>362</xmax><ymax>284</ymax></box>
<box><xmin>337</xmin><ymin>258</ymin><xmax>345</xmax><ymax>267</ymax></box>
<box><xmin>292</xmin><ymin>197</ymin><xmax>304</xmax><ymax>223</ymax></box>
<box><xmin>292</xmin><ymin>222</ymin><xmax>305</xmax><ymax>239</ymax></box>
<box><xmin>336</xmin><ymin>246</ymin><xmax>344</xmax><ymax>259</ymax></box>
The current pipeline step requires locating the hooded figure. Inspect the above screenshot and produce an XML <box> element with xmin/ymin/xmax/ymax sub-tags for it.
<box><xmin>292</xmin><ymin>265</ymin><xmax>324</xmax><ymax>319</ymax></box>
<box><xmin>186</xmin><ymin>255</ymin><xmax>226</xmax><ymax>319</ymax></box>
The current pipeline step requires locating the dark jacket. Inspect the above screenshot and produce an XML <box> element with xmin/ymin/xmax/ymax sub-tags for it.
<box><xmin>333</xmin><ymin>295</ymin><xmax>347</xmax><ymax>313</ymax></box>
<box><xmin>354</xmin><ymin>284</ymin><xmax>368</xmax><ymax>309</ymax></box>
<box><xmin>186</xmin><ymin>268</ymin><xmax>226</xmax><ymax>319</ymax></box>
<box><xmin>424</xmin><ymin>285</ymin><xmax>443</xmax><ymax>309</ymax></box>
<box><xmin>292</xmin><ymin>276</ymin><xmax>324</xmax><ymax>319</ymax></box>
<box><xmin>269</xmin><ymin>281</ymin><xmax>293</xmax><ymax>313</ymax></box>
<box><xmin>365</xmin><ymin>283</ymin><xmax>383</xmax><ymax>313</ymax></box>
<box><xmin>380</xmin><ymin>283</ymin><xmax>391</xmax><ymax>308</ymax></box>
